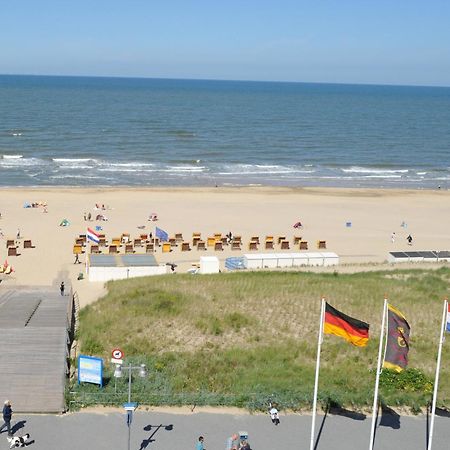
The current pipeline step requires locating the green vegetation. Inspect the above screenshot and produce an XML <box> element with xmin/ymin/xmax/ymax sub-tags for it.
<box><xmin>71</xmin><ymin>268</ymin><xmax>450</xmax><ymax>412</ymax></box>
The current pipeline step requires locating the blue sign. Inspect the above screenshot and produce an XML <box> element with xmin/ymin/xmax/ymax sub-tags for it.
<box><xmin>78</xmin><ymin>355</ymin><xmax>103</xmax><ymax>387</ymax></box>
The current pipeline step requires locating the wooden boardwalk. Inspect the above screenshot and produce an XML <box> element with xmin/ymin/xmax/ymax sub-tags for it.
<box><xmin>0</xmin><ymin>288</ymin><xmax>71</xmax><ymax>413</ymax></box>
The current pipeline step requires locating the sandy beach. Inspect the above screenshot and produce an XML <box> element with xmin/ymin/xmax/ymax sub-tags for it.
<box><xmin>0</xmin><ymin>186</ymin><xmax>448</xmax><ymax>306</ymax></box>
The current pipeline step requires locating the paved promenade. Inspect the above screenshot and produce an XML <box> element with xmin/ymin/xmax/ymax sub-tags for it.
<box><xmin>3</xmin><ymin>408</ymin><xmax>449</xmax><ymax>450</ymax></box>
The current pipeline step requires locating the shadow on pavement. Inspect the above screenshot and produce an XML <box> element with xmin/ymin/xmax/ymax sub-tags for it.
<box><xmin>379</xmin><ymin>405</ymin><xmax>400</xmax><ymax>429</ymax></box>
<box><xmin>313</xmin><ymin>404</ymin><xmax>329</xmax><ymax>450</ymax></box>
<box><xmin>11</xmin><ymin>420</ymin><xmax>26</xmax><ymax>434</ymax></box>
<box><xmin>435</xmin><ymin>407</ymin><xmax>450</xmax><ymax>417</ymax></box>
<box><xmin>138</xmin><ymin>424</ymin><xmax>174</xmax><ymax>449</ymax></box>
<box><xmin>329</xmin><ymin>404</ymin><xmax>366</xmax><ymax>421</ymax></box>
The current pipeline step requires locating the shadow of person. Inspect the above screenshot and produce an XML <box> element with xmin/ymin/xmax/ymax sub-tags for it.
<box><xmin>139</xmin><ymin>424</ymin><xmax>174</xmax><ymax>449</ymax></box>
<box><xmin>11</xmin><ymin>420</ymin><xmax>26</xmax><ymax>434</ymax></box>
<box><xmin>24</xmin><ymin>439</ymin><xmax>35</xmax><ymax>447</ymax></box>
<box><xmin>379</xmin><ymin>405</ymin><xmax>401</xmax><ymax>429</ymax></box>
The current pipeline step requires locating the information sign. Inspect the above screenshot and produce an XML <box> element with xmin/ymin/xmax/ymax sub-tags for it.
<box><xmin>78</xmin><ymin>355</ymin><xmax>103</xmax><ymax>387</ymax></box>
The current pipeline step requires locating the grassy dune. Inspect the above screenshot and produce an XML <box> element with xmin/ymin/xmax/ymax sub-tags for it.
<box><xmin>75</xmin><ymin>268</ymin><xmax>450</xmax><ymax>411</ymax></box>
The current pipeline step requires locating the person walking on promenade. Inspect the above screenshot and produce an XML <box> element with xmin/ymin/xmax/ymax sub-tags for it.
<box><xmin>60</xmin><ymin>281</ymin><xmax>65</xmax><ymax>296</ymax></box>
<box><xmin>196</xmin><ymin>435</ymin><xmax>205</xmax><ymax>450</ymax></box>
<box><xmin>0</xmin><ymin>400</ymin><xmax>13</xmax><ymax>436</ymax></box>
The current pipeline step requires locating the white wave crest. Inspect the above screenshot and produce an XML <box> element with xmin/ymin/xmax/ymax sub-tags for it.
<box><xmin>342</xmin><ymin>166</ymin><xmax>408</xmax><ymax>174</ymax></box>
<box><xmin>164</xmin><ymin>166</ymin><xmax>206</xmax><ymax>173</ymax></box>
<box><xmin>53</xmin><ymin>158</ymin><xmax>96</xmax><ymax>163</ymax></box>
<box><xmin>2</xmin><ymin>154</ymin><xmax>23</xmax><ymax>159</ymax></box>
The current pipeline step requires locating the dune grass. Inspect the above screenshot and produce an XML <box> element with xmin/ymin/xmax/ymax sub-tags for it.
<box><xmin>74</xmin><ymin>268</ymin><xmax>450</xmax><ymax>411</ymax></box>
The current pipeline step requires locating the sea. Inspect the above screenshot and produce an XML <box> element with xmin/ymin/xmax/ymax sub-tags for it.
<box><xmin>1</xmin><ymin>75</ymin><xmax>449</xmax><ymax>188</ymax></box>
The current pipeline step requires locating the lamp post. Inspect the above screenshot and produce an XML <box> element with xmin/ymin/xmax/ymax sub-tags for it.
<box><xmin>114</xmin><ymin>363</ymin><xmax>147</xmax><ymax>450</ymax></box>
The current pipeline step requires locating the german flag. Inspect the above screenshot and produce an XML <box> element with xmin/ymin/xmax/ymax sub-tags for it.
<box><xmin>324</xmin><ymin>303</ymin><xmax>369</xmax><ymax>347</ymax></box>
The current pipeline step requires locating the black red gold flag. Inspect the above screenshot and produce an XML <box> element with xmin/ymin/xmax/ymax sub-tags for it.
<box><xmin>383</xmin><ymin>304</ymin><xmax>410</xmax><ymax>372</ymax></box>
<box><xmin>324</xmin><ymin>303</ymin><xmax>369</xmax><ymax>347</ymax></box>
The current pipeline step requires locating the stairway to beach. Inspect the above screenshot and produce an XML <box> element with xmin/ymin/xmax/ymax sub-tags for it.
<box><xmin>0</xmin><ymin>288</ymin><xmax>71</xmax><ymax>413</ymax></box>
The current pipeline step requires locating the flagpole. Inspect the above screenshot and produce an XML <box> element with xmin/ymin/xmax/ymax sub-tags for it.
<box><xmin>310</xmin><ymin>298</ymin><xmax>325</xmax><ymax>450</ymax></box>
<box><xmin>369</xmin><ymin>298</ymin><xmax>387</xmax><ymax>450</ymax></box>
<box><xmin>427</xmin><ymin>299</ymin><xmax>447</xmax><ymax>450</ymax></box>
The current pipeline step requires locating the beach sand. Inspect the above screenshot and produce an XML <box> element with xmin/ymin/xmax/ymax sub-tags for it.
<box><xmin>0</xmin><ymin>186</ymin><xmax>448</xmax><ymax>307</ymax></box>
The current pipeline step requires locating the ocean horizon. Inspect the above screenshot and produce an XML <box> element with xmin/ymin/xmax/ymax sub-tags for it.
<box><xmin>1</xmin><ymin>74</ymin><xmax>449</xmax><ymax>189</ymax></box>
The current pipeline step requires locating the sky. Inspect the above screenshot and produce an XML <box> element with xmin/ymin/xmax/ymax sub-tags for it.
<box><xmin>1</xmin><ymin>0</ymin><xmax>450</xmax><ymax>86</ymax></box>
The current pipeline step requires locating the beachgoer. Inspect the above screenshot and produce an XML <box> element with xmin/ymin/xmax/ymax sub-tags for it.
<box><xmin>228</xmin><ymin>434</ymin><xmax>239</xmax><ymax>450</ymax></box>
<box><xmin>74</xmin><ymin>254</ymin><xmax>80</xmax><ymax>264</ymax></box>
<box><xmin>0</xmin><ymin>400</ymin><xmax>13</xmax><ymax>436</ymax></box>
<box><xmin>87</xmin><ymin>212</ymin><xmax>92</xmax><ymax>221</ymax></box>
<box><xmin>391</xmin><ymin>232</ymin><xmax>396</xmax><ymax>243</ymax></box>
<box><xmin>240</xmin><ymin>440</ymin><xmax>250</xmax><ymax>450</ymax></box>
<box><xmin>196</xmin><ymin>436</ymin><xmax>205</xmax><ymax>450</ymax></box>
<box><xmin>407</xmin><ymin>234</ymin><xmax>413</xmax><ymax>245</ymax></box>
<box><xmin>83</xmin><ymin>212</ymin><xmax>87</xmax><ymax>221</ymax></box>
<box><xmin>60</xmin><ymin>282</ymin><xmax>65</xmax><ymax>296</ymax></box>
<box><xmin>269</xmin><ymin>406</ymin><xmax>280</xmax><ymax>425</ymax></box>
<box><xmin>16</xmin><ymin>228</ymin><xmax>21</xmax><ymax>240</ymax></box>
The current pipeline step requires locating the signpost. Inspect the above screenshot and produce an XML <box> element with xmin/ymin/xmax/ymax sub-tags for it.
<box><xmin>111</xmin><ymin>348</ymin><xmax>124</xmax><ymax>365</ymax></box>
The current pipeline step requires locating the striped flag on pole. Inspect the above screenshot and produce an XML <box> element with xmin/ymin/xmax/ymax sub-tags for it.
<box><xmin>87</xmin><ymin>227</ymin><xmax>100</xmax><ymax>244</ymax></box>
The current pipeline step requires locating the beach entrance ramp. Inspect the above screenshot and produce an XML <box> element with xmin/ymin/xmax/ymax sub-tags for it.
<box><xmin>0</xmin><ymin>288</ymin><xmax>72</xmax><ymax>413</ymax></box>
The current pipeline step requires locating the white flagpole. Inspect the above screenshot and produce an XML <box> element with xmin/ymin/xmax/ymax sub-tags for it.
<box><xmin>369</xmin><ymin>298</ymin><xmax>388</xmax><ymax>450</ymax></box>
<box><xmin>310</xmin><ymin>298</ymin><xmax>326</xmax><ymax>450</ymax></box>
<box><xmin>427</xmin><ymin>299</ymin><xmax>447</xmax><ymax>450</ymax></box>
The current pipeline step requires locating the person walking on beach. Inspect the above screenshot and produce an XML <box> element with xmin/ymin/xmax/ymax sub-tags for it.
<box><xmin>407</xmin><ymin>234</ymin><xmax>413</xmax><ymax>245</ymax></box>
<box><xmin>0</xmin><ymin>400</ymin><xmax>13</xmax><ymax>436</ymax></box>
<box><xmin>16</xmin><ymin>228</ymin><xmax>21</xmax><ymax>240</ymax></box>
<box><xmin>391</xmin><ymin>232</ymin><xmax>396</xmax><ymax>243</ymax></box>
<box><xmin>60</xmin><ymin>282</ymin><xmax>65</xmax><ymax>296</ymax></box>
<box><xmin>196</xmin><ymin>435</ymin><xmax>205</xmax><ymax>450</ymax></box>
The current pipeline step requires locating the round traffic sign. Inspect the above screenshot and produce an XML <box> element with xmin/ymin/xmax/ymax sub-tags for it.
<box><xmin>112</xmin><ymin>348</ymin><xmax>124</xmax><ymax>360</ymax></box>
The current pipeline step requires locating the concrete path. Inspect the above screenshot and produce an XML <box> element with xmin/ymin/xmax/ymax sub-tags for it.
<box><xmin>3</xmin><ymin>409</ymin><xmax>449</xmax><ymax>450</ymax></box>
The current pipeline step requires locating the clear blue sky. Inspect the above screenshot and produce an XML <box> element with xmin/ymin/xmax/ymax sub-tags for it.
<box><xmin>1</xmin><ymin>0</ymin><xmax>450</xmax><ymax>86</ymax></box>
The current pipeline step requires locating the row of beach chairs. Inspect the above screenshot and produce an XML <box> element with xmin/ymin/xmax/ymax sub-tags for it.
<box><xmin>5</xmin><ymin>238</ymin><xmax>35</xmax><ymax>256</ymax></box>
<box><xmin>73</xmin><ymin>232</ymin><xmax>327</xmax><ymax>256</ymax></box>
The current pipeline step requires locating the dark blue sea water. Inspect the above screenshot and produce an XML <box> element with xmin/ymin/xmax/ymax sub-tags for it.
<box><xmin>1</xmin><ymin>75</ymin><xmax>449</xmax><ymax>188</ymax></box>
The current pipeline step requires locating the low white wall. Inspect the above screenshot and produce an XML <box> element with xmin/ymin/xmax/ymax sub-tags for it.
<box><xmin>243</xmin><ymin>252</ymin><xmax>339</xmax><ymax>269</ymax></box>
<box><xmin>88</xmin><ymin>265</ymin><xmax>168</xmax><ymax>282</ymax></box>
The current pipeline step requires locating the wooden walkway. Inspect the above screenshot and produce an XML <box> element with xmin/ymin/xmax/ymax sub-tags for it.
<box><xmin>0</xmin><ymin>288</ymin><xmax>71</xmax><ymax>413</ymax></box>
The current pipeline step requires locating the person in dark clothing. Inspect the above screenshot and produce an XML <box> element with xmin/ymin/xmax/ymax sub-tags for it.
<box><xmin>406</xmin><ymin>234</ymin><xmax>413</xmax><ymax>245</ymax></box>
<box><xmin>0</xmin><ymin>400</ymin><xmax>12</xmax><ymax>436</ymax></box>
<box><xmin>60</xmin><ymin>282</ymin><xmax>65</xmax><ymax>296</ymax></box>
